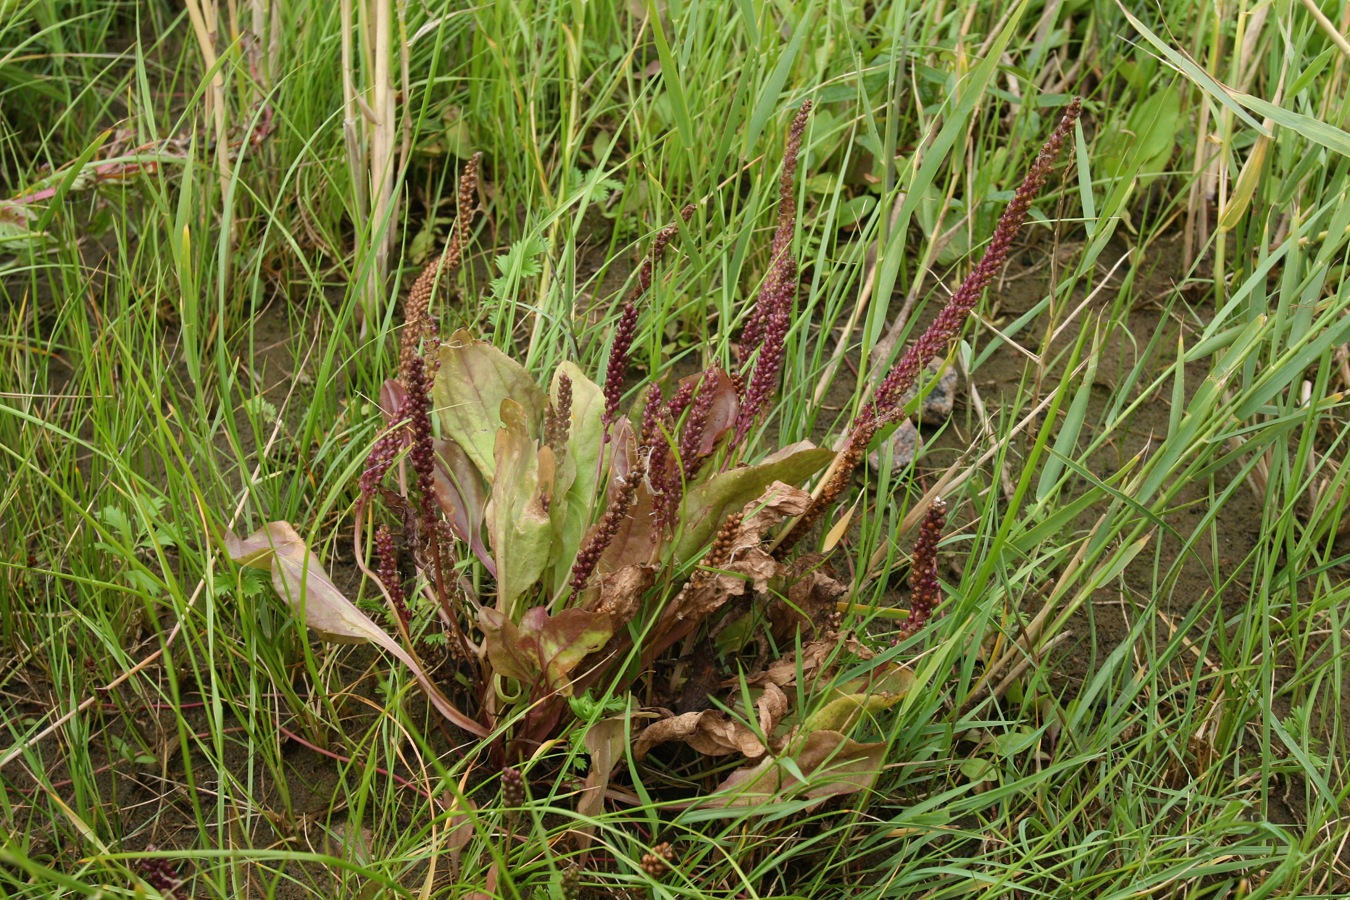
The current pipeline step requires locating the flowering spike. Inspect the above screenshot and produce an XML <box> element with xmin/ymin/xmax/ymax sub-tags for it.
<box><xmin>360</xmin><ymin>422</ymin><xmax>405</xmax><ymax>501</ymax></box>
<box><xmin>777</xmin><ymin>99</ymin><xmax>1080</xmax><ymax>555</ymax></box>
<box><xmin>678</xmin><ymin>372</ymin><xmax>717</xmax><ymax>478</ymax></box>
<box><xmin>375</xmin><ymin>524</ymin><xmax>411</xmax><ymax>630</ymax></box>
<box><xmin>902</xmin><ymin>498</ymin><xmax>947</xmax><ymax>636</ymax></box>
<box><xmin>569</xmin><ymin>471</ymin><xmax>641</xmax><ymax>597</ymax></box>
<box><xmin>402</xmin><ymin>153</ymin><xmax>482</xmax><ymax>382</ymax></box>
<box><xmin>736</xmin><ymin>102</ymin><xmax>811</xmax><ymax>438</ymax></box>
<box><xmin>739</xmin><ymin>102</ymin><xmax>810</xmax><ymax>359</ymax></box>
<box><xmin>601</xmin><ymin>205</ymin><xmax>697</xmax><ymax>436</ymax></box>
<box><xmin>545</xmin><ymin>372</ymin><xmax>573</xmax><ymax>456</ymax></box>
<box><xmin>873</xmin><ymin>100</ymin><xmax>1081</xmax><ymax>422</ymax></box>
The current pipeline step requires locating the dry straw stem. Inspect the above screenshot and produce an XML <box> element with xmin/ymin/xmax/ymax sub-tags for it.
<box><xmin>182</xmin><ymin>0</ymin><xmax>231</xmax><ymax>183</ymax></box>
<box><xmin>341</xmin><ymin>0</ymin><xmax>410</xmax><ymax>329</ymax></box>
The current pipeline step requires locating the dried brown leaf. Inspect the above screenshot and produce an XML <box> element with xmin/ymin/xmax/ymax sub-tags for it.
<box><xmin>634</xmin><ymin>684</ymin><xmax>788</xmax><ymax>761</ymax></box>
<box><xmin>592</xmin><ymin>564</ymin><xmax>656</xmax><ymax>623</ymax></box>
<box><xmin>768</xmin><ymin>553</ymin><xmax>848</xmax><ymax>640</ymax></box>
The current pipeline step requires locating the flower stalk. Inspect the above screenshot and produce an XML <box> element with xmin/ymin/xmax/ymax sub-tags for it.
<box><xmin>775</xmin><ymin>98</ymin><xmax>1082</xmax><ymax>555</ymax></box>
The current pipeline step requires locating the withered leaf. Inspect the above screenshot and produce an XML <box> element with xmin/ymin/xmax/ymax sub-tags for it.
<box><xmin>634</xmin><ymin>684</ymin><xmax>788</xmax><ymax>761</ymax></box>
<box><xmin>744</xmin><ymin>636</ymin><xmax>875</xmax><ymax>690</ymax></box>
<box><xmin>591</xmin><ymin>564</ymin><xmax>656</xmax><ymax>624</ymax></box>
<box><xmin>576</xmin><ymin>715</ymin><xmax>626</xmax><ymax>821</ymax></box>
<box><xmin>768</xmin><ymin>553</ymin><xmax>848</xmax><ymax>640</ymax></box>
<box><xmin>225</xmin><ymin>522</ymin><xmax>487</xmax><ymax>737</ymax></box>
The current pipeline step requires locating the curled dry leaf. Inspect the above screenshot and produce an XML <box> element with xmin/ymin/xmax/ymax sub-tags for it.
<box><xmin>591</xmin><ymin>564</ymin><xmax>656</xmax><ymax>623</ymax></box>
<box><xmin>736</xmin><ymin>480</ymin><xmax>812</xmax><ymax>541</ymax></box>
<box><xmin>768</xmin><ymin>553</ymin><xmax>848</xmax><ymax>641</ymax></box>
<box><xmin>634</xmin><ymin>683</ymin><xmax>788</xmax><ymax>761</ymax></box>
<box><xmin>744</xmin><ymin>636</ymin><xmax>876</xmax><ymax>690</ymax></box>
<box><xmin>225</xmin><ymin>521</ymin><xmax>488</xmax><ymax>737</ymax></box>
<box><xmin>666</xmin><ymin>481</ymin><xmax>810</xmax><ymax>628</ymax></box>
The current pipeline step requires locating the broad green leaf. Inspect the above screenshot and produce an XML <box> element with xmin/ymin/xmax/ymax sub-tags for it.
<box><xmin>706</xmin><ymin>730</ymin><xmax>888</xmax><ymax>807</ymax></box>
<box><xmin>225</xmin><ymin>522</ymin><xmax>487</xmax><ymax>736</ymax></box>
<box><xmin>674</xmin><ymin>442</ymin><xmax>833</xmax><ymax>560</ymax></box>
<box><xmin>1097</xmin><ymin>87</ymin><xmax>1182</xmax><ymax>188</ymax></box>
<box><xmin>551</xmin><ymin>363</ymin><xmax>607</xmax><ymax>588</ymax></box>
<box><xmin>432</xmin><ymin>330</ymin><xmax>548</xmax><ymax>480</ymax></box>
<box><xmin>485</xmin><ymin>399</ymin><xmax>553</xmax><ymax>613</ymax></box>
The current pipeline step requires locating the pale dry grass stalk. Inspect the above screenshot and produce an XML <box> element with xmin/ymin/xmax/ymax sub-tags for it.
<box><xmin>183</xmin><ymin>0</ymin><xmax>232</xmax><ymax>184</ymax></box>
<box><xmin>342</xmin><ymin>0</ymin><xmax>406</xmax><ymax>331</ymax></box>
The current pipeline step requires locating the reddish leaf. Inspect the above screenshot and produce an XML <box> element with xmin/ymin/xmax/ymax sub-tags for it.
<box><xmin>432</xmin><ymin>438</ymin><xmax>494</xmax><ymax>575</ymax></box>
<box><xmin>478</xmin><ymin>606</ymin><xmax>614</xmax><ymax>696</ymax></box>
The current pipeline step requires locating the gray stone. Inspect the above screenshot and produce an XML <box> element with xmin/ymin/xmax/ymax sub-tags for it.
<box><xmin>868</xmin><ymin>418</ymin><xmax>921</xmax><ymax>473</ymax></box>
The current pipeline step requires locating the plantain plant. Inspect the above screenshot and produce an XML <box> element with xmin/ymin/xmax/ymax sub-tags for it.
<box><xmin>228</xmin><ymin>98</ymin><xmax>1082</xmax><ymax>808</ymax></box>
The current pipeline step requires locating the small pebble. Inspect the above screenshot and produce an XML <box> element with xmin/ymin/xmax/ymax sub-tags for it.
<box><xmin>868</xmin><ymin>418</ymin><xmax>921</xmax><ymax>472</ymax></box>
<box><xmin>866</xmin><ymin>360</ymin><xmax>958</xmax><ymax>473</ymax></box>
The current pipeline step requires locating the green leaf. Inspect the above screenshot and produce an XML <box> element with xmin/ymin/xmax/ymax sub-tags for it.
<box><xmin>488</xmin><ymin>236</ymin><xmax>546</xmax><ymax>300</ymax></box>
<box><xmin>802</xmin><ymin>664</ymin><xmax>914</xmax><ymax>734</ymax></box>
<box><xmin>551</xmin><ymin>362</ymin><xmax>607</xmax><ymax>588</ymax></box>
<box><xmin>1118</xmin><ymin>5</ymin><xmax>1267</xmax><ymax>136</ymax></box>
<box><xmin>485</xmin><ymin>399</ymin><xmax>554</xmax><ymax>613</ymax></box>
<box><xmin>95</xmin><ymin>505</ymin><xmax>135</xmax><ymax>546</ymax></box>
<box><xmin>647</xmin><ymin>0</ymin><xmax>695</xmax><ymax>151</ymax></box>
<box><xmin>432</xmin><ymin>330</ymin><xmax>548</xmax><ymax>480</ymax></box>
<box><xmin>707</xmin><ymin>730</ymin><xmax>888</xmax><ymax>807</ymax></box>
<box><xmin>1097</xmin><ymin>87</ymin><xmax>1182</xmax><ymax>187</ymax></box>
<box><xmin>674</xmin><ymin>442</ymin><xmax>833</xmax><ymax>560</ymax></box>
